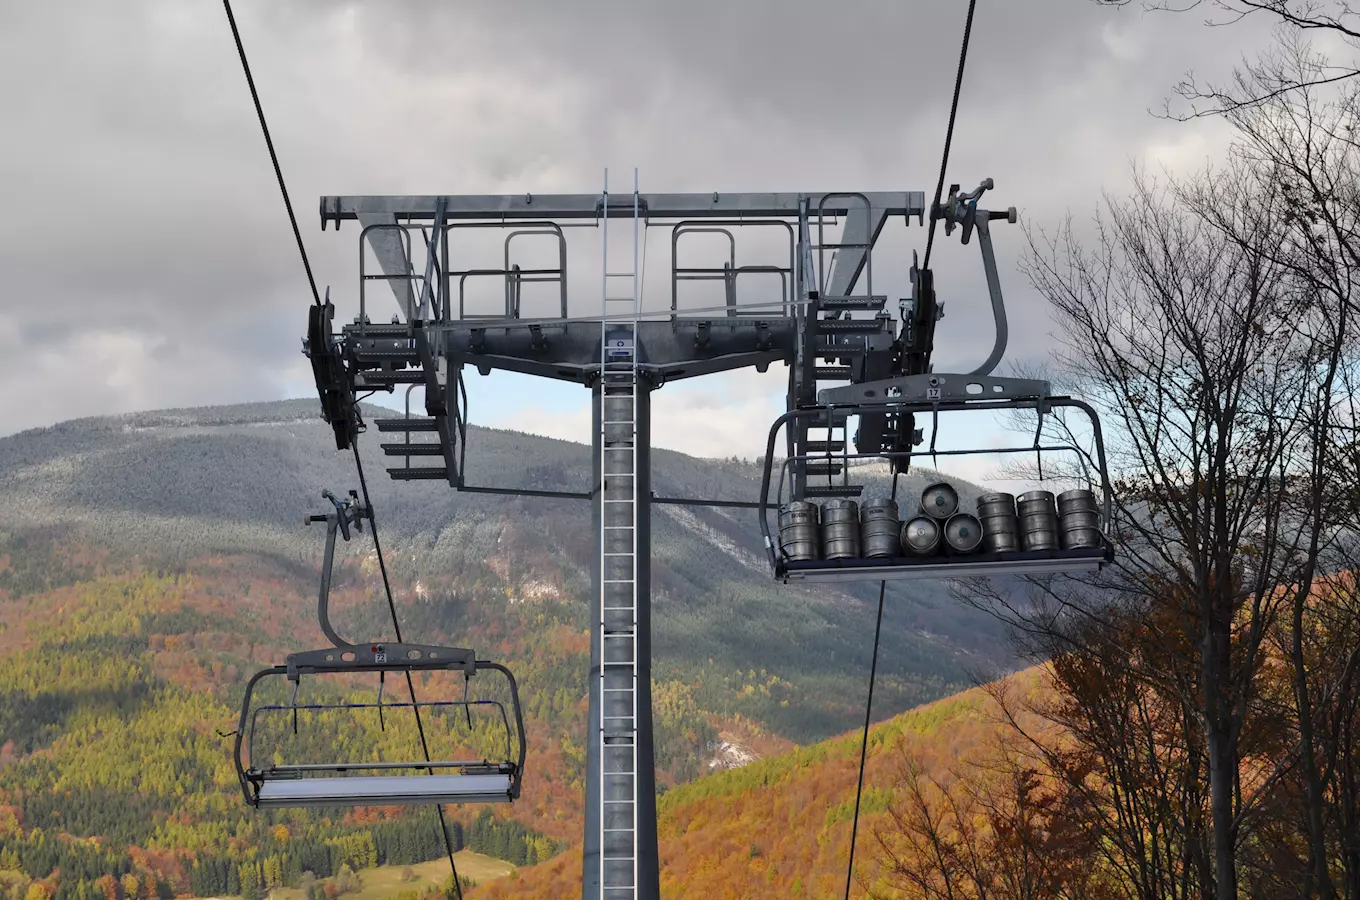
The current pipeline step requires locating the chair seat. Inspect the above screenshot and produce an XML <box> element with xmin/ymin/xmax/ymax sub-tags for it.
<box><xmin>254</xmin><ymin>773</ymin><xmax>514</xmax><ymax>807</ymax></box>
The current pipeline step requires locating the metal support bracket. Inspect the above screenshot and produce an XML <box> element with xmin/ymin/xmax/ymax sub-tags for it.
<box><xmin>284</xmin><ymin>642</ymin><xmax>477</xmax><ymax>681</ymax></box>
<box><xmin>529</xmin><ymin>324</ymin><xmax>547</xmax><ymax>351</ymax></box>
<box><xmin>755</xmin><ymin>321</ymin><xmax>772</xmax><ymax>351</ymax></box>
<box><xmin>817</xmin><ymin>373</ymin><xmax>1052</xmax><ymax>406</ymax></box>
<box><xmin>695</xmin><ymin>321</ymin><xmax>710</xmax><ymax>348</ymax></box>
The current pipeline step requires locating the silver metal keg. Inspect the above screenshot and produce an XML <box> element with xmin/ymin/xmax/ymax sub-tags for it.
<box><xmin>919</xmin><ymin>482</ymin><xmax>959</xmax><ymax>520</ymax></box>
<box><xmin>943</xmin><ymin>513</ymin><xmax>985</xmax><ymax>554</ymax></box>
<box><xmin>901</xmin><ymin>515</ymin><xmax>941</xmax><ymax>555</ymax></box>
<box><xmin>976</xmin><ymin>492</ymin><xmax>1021</xmax><ymax>553</ymax></box>
<box><xmin>1056</xmin><ymin>488</ymin><xmax>1103</xmax><ymax>549</ymax></box>
<box><xmin>860</xmin><ymin>498</ymin><xmax>901</xmax><ymax>558</ymax></box>
<box><xmin>1017</xmin><ymin>489</ymin><xmax>1059</xmax><ymax>551</ymax></box>
<box><xmin>821</xmin><ymin>498</ymin><xmax>861</xmax><ymax>560</ymax></box>
<box><xmin>778</xmin><ymin>501</ymin><xmax>821</xmax><ymax>561</ymax></box>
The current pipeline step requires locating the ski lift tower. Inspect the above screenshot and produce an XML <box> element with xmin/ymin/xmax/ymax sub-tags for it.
<box><xmin>302</xmin><ymin>172</ymin><xmax>1104</xmax><ymax>900</ymax></box>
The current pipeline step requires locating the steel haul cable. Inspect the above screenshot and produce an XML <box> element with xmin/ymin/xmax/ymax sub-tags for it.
<box><xmin>922</xmin><ymin>0</ymin><xmax>980</xmax><ymax>273</ymax></box>
<box><xmin>840</xmin><ymin>471</ymin><xmax>899</xmax><ymax>900</ymax></box>
<box><xmin>842</xmin><ymin>1</ymin><xmax>980</xmax><ymax>895</ymax></box>
<box><xmin>220</xmin><ymin>2</ymin><xmax>464</xmax><ymax>895</ymax></box>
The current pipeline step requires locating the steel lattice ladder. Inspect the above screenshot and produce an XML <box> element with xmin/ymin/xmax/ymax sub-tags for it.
<box><xmin>598</xmin><ymin>167</ymin><xmax>641</xmax><ymax>899</ymax></box>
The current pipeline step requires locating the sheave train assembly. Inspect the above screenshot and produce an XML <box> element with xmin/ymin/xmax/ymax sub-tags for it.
<box><xmin>232</xmin><ymin>174</ymin><xmax>1114</xmax><ymax>900</ymax></box>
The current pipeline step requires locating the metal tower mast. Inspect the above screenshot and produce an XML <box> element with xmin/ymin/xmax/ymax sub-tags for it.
<box><xmin>302</xmin><ymin>185</ymin><xmax>1060</xmax><ymax>899</ymax></box>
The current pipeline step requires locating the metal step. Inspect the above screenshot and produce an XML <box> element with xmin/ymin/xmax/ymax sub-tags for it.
<box><xmin>388</xmin><ymin>467</ymin><xmax>450</xmax><ymax>480</ymax></box>
<box><xmin>804</xmin><ymin>461</ymin><xmax>844</xmax><ymax>477</ymax></box>
<box><xmin>819</xmin><ymin>295</ymin><xmax>887</xmax><ymax>310</ymax></box>
<box><xmin>803</xmin><ymin>440</ymin><xmax>845</xmax><ymax>453</ymax></box>
<box><xmin>816</xmin><ymin>366</ymin><xmax>852</xmax><ymax>379</ymax></box>
<box><xmin>374</xmin><ymin>418</ymin><xmax>440</xmax><ymax>432</ymax></box>
<box><xmin>347</xmin><ymin>323</ymin><xmax>414</xmax><ymax>337</ymax></box>
<box><xmin>381</xmin><ymin>442</ymin><xmax>444</xmax><ymax>456</ymax></box>
<box><xmin>358</xmin><ymin>369</ymin><xmax>426</xmax><ymax>386</ymax></box>
<box><xmin>353</xmin><ymin>346</ymin><xmax>420</xmax><ymax>360</ymax></box>
<box><xmin>804</xmin><ymin>484</ymin><xmax>865</xmax><ymax>498</ymax></box>
<box><xmin>817</xmin><ymin>318</ymin><xmax>888</xmax><ymax>334</ymax></box>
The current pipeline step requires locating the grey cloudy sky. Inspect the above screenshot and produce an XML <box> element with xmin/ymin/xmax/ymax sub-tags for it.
<box><xmin>0</xmin><ymin>0</ymin><xmax>1274</xmax><ymax>464</ymax></box>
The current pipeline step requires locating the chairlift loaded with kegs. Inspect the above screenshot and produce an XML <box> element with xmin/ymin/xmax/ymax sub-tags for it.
<box><xmin>235</xmin><ymin>489</ymin><xmax>526</xmax><ymax>808</ymax></box>
<box><xmin>759</xmin><ymin>179</ymin><xmax>1116</xmax><ymax>583</ymax></box>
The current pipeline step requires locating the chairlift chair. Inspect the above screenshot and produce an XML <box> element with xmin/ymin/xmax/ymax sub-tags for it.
<box><xmin>761</xmin><ymin>179</ymin><xmax>1116</xmax><ymax>584</ymax></box>
<box><xmin>234</xmin><ymin>490</ymin><xmax>527</xmax><ymax>809</ymax></box>
<box><xmin>759</xmin><ymin>380</ymin><xmax>1116</xmax><ymax>583</ymax></box>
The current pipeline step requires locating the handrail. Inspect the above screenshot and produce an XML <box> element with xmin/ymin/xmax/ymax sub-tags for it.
<box><xmin>504</xmin><ymin>225</ymin><xmax>568</xmax><ymax>319</ymax></box>
<box><xmin>669</xmin><ymin>219</ymin><xmax>795</xmax><ymax>318</ymax></box>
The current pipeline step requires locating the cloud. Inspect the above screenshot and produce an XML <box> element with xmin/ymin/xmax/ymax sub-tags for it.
<box><xmin>2</xmin><ymin>0</ymin><xmax>1282</xmax><ymax>438</ymax></box>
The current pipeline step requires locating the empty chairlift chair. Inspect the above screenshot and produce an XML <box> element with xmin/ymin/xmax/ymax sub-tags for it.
<box><xmin>234</xmin><ymin>488</ymin><xmax>526</xmax><ymax>809</ymax></box>
<box><xmin>234</xmin><ymin>642</ymin><xmax>526</xmax><ymax>808</ymax></box>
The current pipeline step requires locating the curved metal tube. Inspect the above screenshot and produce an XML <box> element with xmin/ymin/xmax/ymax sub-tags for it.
<box><xmin>476</xmin><ymin>660</ymin><xmax>528</xmax><ymax>798</ymax></box>
<box><xmin>968</xmin><ymin>217</ymin><xmax>1009</xmax><ymax>377</ymax></box>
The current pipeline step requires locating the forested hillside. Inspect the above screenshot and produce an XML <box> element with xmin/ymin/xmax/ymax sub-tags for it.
<box><xmin>0</xmin><ymin>400</ymin><xmax>1022</xmax><ymax>900</ymax></box>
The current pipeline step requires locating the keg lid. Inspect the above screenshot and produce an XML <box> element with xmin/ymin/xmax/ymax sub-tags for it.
<box><xmin>822</xmin><ymin>498</ymin><xmax>859</xmax><ymax>512</ymax></box>
<box><xmin>861</xmin><ymin>497</ymin><xmax>900</xmax><ymax>512</ymax></box>
<box><xmin>1056</xmin><ymin>488</ymin><xmax>1097</xmax><ymax>504</ymax></box>
<box><xmin>977</xmin><ymin>492</ymin><xmax>1016</xmax><ymax>505</ymax></box>
<box><xmin>1017</xmin><ymin>489</ymin><xmax>1056</xmax><ymax>504</ymax></box>
<box><xmin>902</xmin><ymin>516</ymin><xmax>940</xmax><ymax>547</ymax></box>
<box><xmin>920</xmin><ymin>482</ymin><xmax>960</xmax><ymax>516</ymax></box>
<box><xmin>944</xmin><ymin>513</ymin><xmax>984</xmax><ymax>550</ymax></box>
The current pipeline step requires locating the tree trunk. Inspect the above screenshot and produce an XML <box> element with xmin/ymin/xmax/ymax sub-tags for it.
<box><xmin>1205</xmin><ymin>618</ymin><xmax>1237</xmax><ymax>900</ymax></box>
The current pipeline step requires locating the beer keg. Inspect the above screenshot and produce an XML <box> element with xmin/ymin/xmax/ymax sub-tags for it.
<box><xmin>778</xmin><ymin>501</ymin><xmax>821</xmax><ymax>562</ymax></box>
<box><xmin>1056</xmin><ymin>488</ymin><xmax>1103</xmax><ymax>549</ymax></box>
<box><xmin>919</xmin><ymin>482</ymin><xmax>959</xmax><ymax>520</ymax></box>
<box><xmin>1017</xmin><ymin>489</ymin><xmax>1059</xmax><ymax>551</ymax></box>
<box><xmin>977</xmin><ymin>492</ymin><xmax>1020</xmax><ymax>553</ymax></box>
<box><xmin>821</xmin><ymin>498</ymin><xmax>861</xmax><ymax>560</ymax></box>
<box><xmin>943</xmin><ymin>513</ymin><xmax>985</xmax><ymax>554</ymax></box>
<box><xmin>860</xmin><ymin>498</ymin><xmax>901</xmax><ymax>558</ymax></box>
<box><xmin>901</xmin><ymin>515</ymin><xmax>941</xmax><ymax>555</ymax></box>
